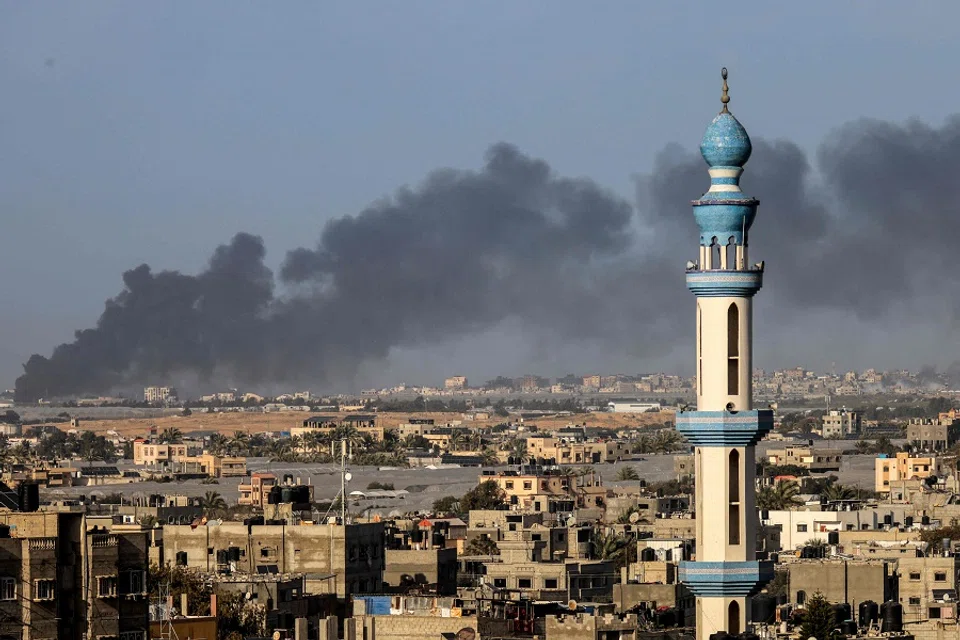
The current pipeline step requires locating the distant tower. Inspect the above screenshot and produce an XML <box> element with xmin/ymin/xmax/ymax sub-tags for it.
<box><xmin>676</xmin><ymin>69</ymin><xmax>773</xmax><ymax>640</ymax></box>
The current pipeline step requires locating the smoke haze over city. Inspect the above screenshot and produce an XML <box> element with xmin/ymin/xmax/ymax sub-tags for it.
<box><xmin>3</xmin><ymin>4</ymin><xmax>960</xmax><ymax>398</ymax></box>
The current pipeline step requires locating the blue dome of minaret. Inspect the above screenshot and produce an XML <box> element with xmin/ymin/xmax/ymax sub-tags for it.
<box><xmin>699</xmin><ymin>68</ymin><xmax>752</xmax><ymax>168</ymax></box>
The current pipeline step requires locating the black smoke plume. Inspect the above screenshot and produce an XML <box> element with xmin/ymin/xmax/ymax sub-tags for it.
<box><xmin>15</xmin><ymin>116</ymin><xmax>960</xmax><ymax>401</ymax></box>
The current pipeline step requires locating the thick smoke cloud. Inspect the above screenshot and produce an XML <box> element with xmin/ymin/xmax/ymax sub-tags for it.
<box><xmin>15</xmin><ymin>117</ymin><xmax>960</xmax><ymax>401</ymax></box>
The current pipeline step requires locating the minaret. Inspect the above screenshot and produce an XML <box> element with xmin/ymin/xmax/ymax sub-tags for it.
<box><xmin>676</xmin><ymin>69</ymin><xmax>773</xmax><ymax>640</ymax></box>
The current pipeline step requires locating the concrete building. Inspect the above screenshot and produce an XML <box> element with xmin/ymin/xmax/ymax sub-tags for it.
<box><xmin>525</xmin><ymin>436</ymin><xmax>630</xmax><ymax>465</ymax></box>
<box><xmin>820</xmin><ymin>408</ymin><xmax>861</xmax><ymax>438</ymax></box>
<box><xmin>444</xmin><ymin>376</ymin><xmax>468</xmax><ymax>390</ymax></box>
<box><xmin>876</xmin><ymin>452</ymin><xmax>943</xmax><ymax>493</ymax></box>
<box><xmin>0</xmin><ymin>511</ymin><xmax>150</xmax><ymax>640</ymax></box>
<box><xmin>133</xmin><ymin>440</ymin><xmax>188</xmax><ymax>466</ymax></box>
<box><xmin>898</xmin><ymin>556</ymin><xmax>959</xmax><ymax>623</ymax></box>
<box><xmin>766</xmin><ymin>442</ymin><xmax>843</xmax><ymax>472</ymax></box>
<box><xmin>383</xmin><ymin>548</ymin><xmax>458</xmax><ymax>595</ymax></box>
<box><xmin>907</xmin><ymin>421</ymin><xmax>952</xmax><ymax>452</ymax></box>
<box><xmin>161</xmin><ymin>520</ymin><xmax>384</xmax><ymax>597</ymax></box>
<box><xmin>293</xmin><ymin>414</ymin><xmax>383</xmax><ymax>441</ymax></box>
<box><xmin>144</xmin><ymin>385</ymin><xmax>177</xmax><ymax>404</ymax></box>
<box><xmin>787</xmin><ymin>560</ymin><xmax>894</xmax><ymax>607</ymax></box>
<box><xmin>606</xmin><ymin>401</ymin><xmax>662</xmax><ymax>414</ymax></box>
<box><xmin>674</xmin><ymin>69</ymin><xmax>774</xmax><ymax>640</ymax></box>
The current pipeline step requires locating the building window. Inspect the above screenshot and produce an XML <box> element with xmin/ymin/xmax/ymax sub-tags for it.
<box><xmin>909</xmin><ymin>597</ymin><xmax>921</xmax><ymax>605</ymax></box>
<box><xmin>796</xmin><ymin>591</ymin><xmax>806</xmax><ymax>605</ymax></box>
<box><xmin>523</xmin><ymin>482</ymin><xmax>532</xmax><ymax>490</ymax></box>
<box><xmin>930</xmin><ymin>607</ymin><xmax>942</xmax><ymax>619</ymax></box>
<box><xmin>545</xmin><ymin>579</ymin><xmax>558</xmax><ymax>589</ymax></box>
<box><xmin>34</xmin><ymin>580</ymin><xmax>56</xmax><ymax>601</ymax></box>
<box><xmin>127</xmin><ymin>571</ymin><xmax>146</xmax><ymax>595</ymax></box>
<box><xmin>909</xmin><ymin>572</ymin><xmax>921</xmax><ymax>581</ymax></box>
<box><xmin>0</xmin><ymin>578</ymin><xmax>13</xmax><ymax>601</ymax></box>
<box><xmin>935</xmin><ymin>572</ymin><xmax>947</xmax><ymax>581</ymax></box>
<box><xmin>797</xmin><ymin>524</ymin><xmax>808</xmax><ymax>532</ymax></box>
<box><xmin>505</xmin><ymin>482</ymin><xmax>514</xmax><ymax>490</ymax></box>
<box><xmin>727</xmin><ymin>303</ymin><xmax>740</xmax><ymax>396</ymax></box>
<box><xmin>493</xmin><ymin>579</ymin><xmax>506</xmax><ymax>588</ymax></box>
<box><xmin>518</xmin><ymin>578</ymin><xmax>531</xmax><ymax>589</ymax></box>
<box><xmin>97</xmin><ymin>576</ymin><xmax>117</xmax><ymax>598</ymax></box>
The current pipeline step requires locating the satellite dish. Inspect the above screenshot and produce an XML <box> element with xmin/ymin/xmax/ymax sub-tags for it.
<box><xmin>568</xmin><ymin>599</ymin><xmax>578</xmax><ymax>611</ymax></box>
<box><xmin>273</xmin><ymin>632</ymin><xmax>282</xmax><ymax>640</ymax></box>
<box><xmin>629</xmin><ymin>512</ymin><xmax>640</xmax><ymax>524</ymax></box>
<box><xmin>344</xmin><ymin>472</ymin><xmax>353</xmax><ymax>482</ymax></box>
<box><xmin>456</xmin><ymin>628</ymin><xmax>476</xmax><ymax>640</ymax></box>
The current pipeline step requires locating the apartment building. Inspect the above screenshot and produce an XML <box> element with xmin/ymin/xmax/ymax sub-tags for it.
<box><xmin>143</xmin><ymin>386</ymin><xmax>177</xmax><ymax>404</ymax></box>
<box><xmin>788</xmin><ymin>560</ymin><xmax>894</xmax><ymax>607</ymax></box>
<box><xmin>898</xmin><ymin>556</ymin><xmax>959</xmax><ymax>623</ymax></box>
<box><xmin>0</xmin><ymin>511</ymin><xmax>149</xmax><ymax>640</ymax></box>
<box><xmin>133</xmin><ymin>440</ymin><xmax>188</xmax><ymax>466</ymax></box>
<box><xmin>875</xmin><ymin>452</ymin><xmax>943</xmax><ymax>493</ymax></box>
<box><xmin>525</xmin><ymin>435</ymin><xmax>629</xmax><ymax>465</ymax></box>
<box><xmin>162</xmin><ymin>520</ymin><xmax>385</xmax><ymax>597</ymax></box>
<box><xmin>481</xmin><ymin>539</ymin><xmax>615</xmax><ymax>602</ymax></box>
<box><xmin>443</xmin><ymin>376</ymin><xmax>468</xmax><ymax>390</ymax></box>
<box><xmin>292</xmin><ymin>414</ymin><xmax>383</xmax><ymax>441</ymax></box>
<box><xmin>820</xmin><ymin>409</ymin><xmax>861</xmax><ymax>438</ymax></box>
<box><xmin>766</xmin><ymin>442</ymin><xmax>842</xmax><ymax>472</ymax></box>
<box><xmin>907</xmin><ymin>421</ymin><xmax>954</xmax><ymax>452</ymax></box>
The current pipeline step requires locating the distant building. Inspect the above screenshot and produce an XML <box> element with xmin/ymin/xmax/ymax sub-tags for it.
<box><xmin>820</xmin><ymin>408</ymin><xmax>861</xmax><ymax>438</ymax></box>
<box><xmin>607</xmin><ymin>401</ymin><xmax>662</xmax><ymax>414</ymax></box>
<box><xmin>875</xmin><ymin>452</ymin><xmax>943</xmax><ymax>493</ymax></box>
<box><xmin>907</xmin><ymin>421</ymin><xmax>952</xmax><ymax>452</ymax></box>
<box><xmin>444</xmin><ymin>376</ymin><xmax>468</xmax><ymax>390</ymax></box>
<box><xmin>144</xmin><ymin>386</ymin><xmax>177</xmax><ymax>404</ymax></box>
<box><xmin>766</xmin><ymin>442</ymin><xmax>842</xmax><ymax>472</ymax></box>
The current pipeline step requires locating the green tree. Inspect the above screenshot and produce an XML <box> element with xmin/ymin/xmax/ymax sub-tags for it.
<box><xmin>479</xmin><ymin>449</ymin><xmax>499</xmax><ymax>466</ymax></box>
<box><xmin>432</xmin><ymin>496</ymin><xmax>461</xmax><ymax>515</ymax></box>
<box><xmin>148</xmin><ymin>564</ymin><xmax>213</xmax><ymax>616</ymax></box>
<box><xmin>464</xmin><ymin>537</ymin><xmax>499</xmax><ymax>555</ymax></box>
<box><xmin>460</xmin><ymin>480</ymin><xmax>506</xmax><ymax>512</ymax></box>
<box><xmin>821</xmin><ymin>483</ymin><xmax>855</xmax><ymax>503</ymax></box>
<box><xmin>798</xmin><ymin>592</ymin><xmax>840</xmax><ymax>640</ymax></box>
<box><xmin>159</xmin><ymin>427</ymin><xmax>183</xmax><ymax>444</ymax></box>
<box><xmin>199</xmin><ymin>491</ymin><xmax>228</xmax><ymax>516</ymax></box>
<box><xmin>756</xmin><ymin>480</ymin><xmax>801</xmax><ymax>510</ymax></box>
<box><xmin>616</xmin><ymin>466</ymin><xmax>640</xmax><ymax>481</ymax></box>
<box><xmin>217</xmin><ymin>591</ymin><xmax>266</xmax><ymax>640</ymax></box>
<box><xmin>590</xmin><ymin>531</ymin><xmax>630</xmax><ymax>568</ymax></box>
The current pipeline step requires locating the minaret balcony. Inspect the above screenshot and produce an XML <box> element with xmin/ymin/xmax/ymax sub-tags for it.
<box><xmin>675</xmin><ymin>409</ymin><xmax>773</xmax><ymax>447</ymax></box>
<box><xmin>685</xmin><ymin>269</ymin><xmax>762</xmax><ymax>298</ymax></box>
<box><xmin>678</xmin><ymin>560</ymin><xmax>774</xmax><ymax>597</ymax></box>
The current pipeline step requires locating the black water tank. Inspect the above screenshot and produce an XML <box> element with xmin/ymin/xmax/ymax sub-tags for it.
<box><xmin>294</xmin><ymin>486</ymin><xmax>311</xmax><ymax>503</ymax></box>
<box><xmin>248</xmin><ymin>515</ymin><xmax>264</xmax><ymax>526</ymax></box>
<box><xmin>922</xmin><ymin>515</ymin><xmax>931</xmax><ymax>525</ymax></box>
<box><xmin>905</xmin><ymin>516</ymin><xmax>914</xmax><ymax>526</ymax></box>
<box><xmin>216</xmin><ymin>549</ymin><xmax>228</xmax><ymax>563</ymax></box>
<box><xmin>841</xmin><ymin>620</ymin><xmax>858</xmax><ymax>636</ymax></box>
<box><xmin>859</xmin><ymin>600</ymin><xmax>878</xmax><ymax>627</ymax></box>
<box><xmin>17</xmin><ymin>482</ymin><xmax>39</xmax><ymax>512</ymax></box>
<box><xmin>751</xmin><ymin>595</ymin><xmax>776</xmax><ymax>623</ymax></box>
<box><xmin>709</xmin><ymin>633</ymin><xmax>731</xmax><ymax>640</ymax></box>
<box><xmin>828</xmin><ymin>531</ymin><xmax>840</xmax><ymax>545</ymax></box>
<box><xmin>228</xmin><ymin>547</ymin><xmax>241</xmax><ymax>562</ymax></box>
<box><xmin>432</xmin><ymin>532</ymin><xmax>445</xmax><ymax>547</ymax></box>
<box><xmin>641</xmin><ymin>548</ymin><xmax>656</xmax><ymax>561</ymax></box>
<box><xmin>883</xmin><ymin>514</ymin><xmax>893</xmax><ymax>525</ymax></box>
<box><xmin>656</xmin><ymin>609</ymin><xmax>675</xmax><ymax>627</ymax></box>
<box><xmin>833</xmin><ymin>603</ymin><xmax>852</xmax><ymax>625</ymax></box>
<box><xmin>881</xmin><ymin>601</ymin><xmax>903</xmax><ymax>632</ymax></box>
<box><xmin>739</xmin><ymin>633</ymin><xmax>760</xmax><ymax>640</ymax></box>
<box><xmin>280</xmin><ymin>487</ymin><xmax>294</xmax><ymax>503</ymax></box>
<box><xmin>268</xmin><ymin>486</ymin><xmax>282</xmax><ymax>504</ymax></box>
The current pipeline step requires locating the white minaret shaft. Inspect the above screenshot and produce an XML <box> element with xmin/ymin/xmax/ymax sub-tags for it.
<box><xmin>676</xmin><ymin>68</ymin><xmax>773</xmax><ymax>640</ymax></box>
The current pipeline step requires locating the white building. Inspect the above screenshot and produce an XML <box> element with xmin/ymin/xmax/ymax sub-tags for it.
<box><xmin>607</xmin><ymin>401</ymin><xmax>662</xmax><ymax>413</ymax></box>
<box><xmin>144</xmin><ymin>386</ymin><xmax>177</xmax><ymax>404</ymax></box>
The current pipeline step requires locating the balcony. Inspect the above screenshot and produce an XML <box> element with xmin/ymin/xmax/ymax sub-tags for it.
<box><xmin>92</xmin><ymin>535</ymin><xmax>119</xmax><ymax>548</ymax></box>
<box><xmin>28</xmin><ymin>538</ymin><xmax>56</xmax><ymax>551</ymax></box>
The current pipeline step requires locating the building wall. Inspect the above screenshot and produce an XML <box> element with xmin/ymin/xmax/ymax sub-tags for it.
<box><xmin>383</xmin><ymin>548</ymin><xmax>457</xmax><ymax>596</ymax></box>
<box><xmin>162</xmin><ymin>522</ymin><xmax>384</xmax><ymax>597</ymax></box>
<box><xmin>363</xmin><ymin>614</ymin><xmax>478</xmax><ymax>640</ymax></box>
<box><xmin>898</xmin><ymin>556</ymin><xmax>959</xmax><ymax>623</ymax></box>
<box><xmin>788</xmin><ymin>561</ymin><xmax>891</xmax><ymax>606</ymax></box>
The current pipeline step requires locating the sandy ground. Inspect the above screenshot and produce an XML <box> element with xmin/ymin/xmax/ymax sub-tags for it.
<box><xmin>64</xmin><ymin>410</ymin><xmax>675</xmax><ymax>437</ymax></box>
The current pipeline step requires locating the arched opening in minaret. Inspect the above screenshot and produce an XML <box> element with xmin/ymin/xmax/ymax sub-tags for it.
<box><xmin>728</xmin><ymin>601</ymin><xmax>741</xmax><ymax>635</ymax></box>
<box><xmin>711</xmin><ymin>237</ymin><xmax>721</xmax><ymax>270</ymax></box>
<box><xmin>727</xmin><ymin>303</ymin><xmax>740</xmax><ymax>396</ymax></box>
<box><xmin>728</xmin><ymin>450</ymin><xmax>741</xmax><ymax>545</ymax></box>
<box><xmin>726</xmin><ymin>237</ymin><xmax>737</xmax><ymax>270</ymax></box>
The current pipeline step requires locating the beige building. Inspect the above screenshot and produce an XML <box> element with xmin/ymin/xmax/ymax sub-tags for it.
<box><xmin>907</xmin><ymin>421</ymin><xmax>952</xmax><ymax>452</ymax></box>
<box><xmin>482</xmin><ymin>539</ymin><xmax>615</xmax><ymax>601</ymax></box>
<box><xmin>162</xmin><ymin>521</ymin><xmax>385</xmax><ymax>597</ymax></box>
<box><xmin>133</xmin><ymin>440</ymin><xmax>188</xmax><ymax>466</ymax></box>
<box><xmin>292</xmin><ymin>414</ymin><xmax>384</xmax><ymax>441</ymax></box>
<box><xmin>788</xmin><ymin>559</ymin><xmax>893</xmax><ymax>606</ymax></box>
<box><xmin>820</xmin><ymin>409</ymin><xmax>861</xmax><ymax>438</ymax></box>
<box><xmin>767</xmin><ymin>443</ymin><xmax>842</xmax><ymax>472</ymax></box>
<box><xmin>525</xmin><ymin>435</ymin><xmax>630</xmax><ymax>465</ymax></box>
<box><xmin>443</xmin><ymin>376</ymin><xmax>468</xmax><ymax>390</ymax></box>
<box><xmin>898</xmin><ymin>556</ymin><xmax>959</xmax><ymax>623</ymax></box>
<box><xmin>875</xmin><ymin>452</ymin><xmax>942</xmax><ymax>493</ymax></box>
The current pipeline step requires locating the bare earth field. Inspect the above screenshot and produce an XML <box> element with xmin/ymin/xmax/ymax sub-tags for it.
<box><xmin>69</xmin><ymin>410</ymin><xmax>675</xmax><ymax>437</ymax></box>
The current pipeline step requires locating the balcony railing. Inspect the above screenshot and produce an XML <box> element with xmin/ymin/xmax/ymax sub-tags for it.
<box><xmin>92</xmin><ymin>535</ymin><xmax>118</xmax><ymax>548</ymax></box>
<box><xmin>28</xmin><ymin>538</ymin><xmax>56</xmax><ymax>551</ymax></box>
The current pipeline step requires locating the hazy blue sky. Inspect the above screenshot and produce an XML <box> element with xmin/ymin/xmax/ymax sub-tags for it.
<box><xmin>3</xmin><ymin>3</ymin><xmax>960</xmax><ymax>391</ymax></box>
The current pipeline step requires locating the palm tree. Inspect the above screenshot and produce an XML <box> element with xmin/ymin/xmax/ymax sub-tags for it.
<box><xmin>821</xmin><ymin>483</ymin><xmax>855</xmax><ymax>503</ymax></box>
<box><xmin>199</xmin><ymin>491</ymin><xmax>227</xmax><ymax>516</ymax></box>
<box><xmin>507</xmin><ymin>438</ymin><xmax>528</xmax><ymax>464</ymax></box>
<box><xmin>854</xmin><ymin>440</ymin><xmax>871</xmax><ymax>455</ymax></box>
<box><xmin>616</xmin><ymin>466</ymin><xmax>640</xmax><ymax>481</ymax></box>
<box><xmin>229</xmin><ymin>431</ymin><xmax>250</xmax><ymax>456</ymax></box>
<box><xmin>756</xmin><ymin>480</ymin><xmax>801</xmax><ymax>511</ymax></box>
<box><xmin>207</xmin><ymin>433</ymin><xmax>228</xmax><ymax>455</ymax></box>
<box><xmin>591</xmin><ymin>531</ymin><xmax>629</xmax><ymax>568</ymax></box>
<box><xmin>479</xmin><ymin>449</ymin><xmax>499</xmax><ymax>466</ymax></box>
<box><xmin>159</xmin><ymin>427</ymin><xmax>183</xmax><ymax>444</ymax></box>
